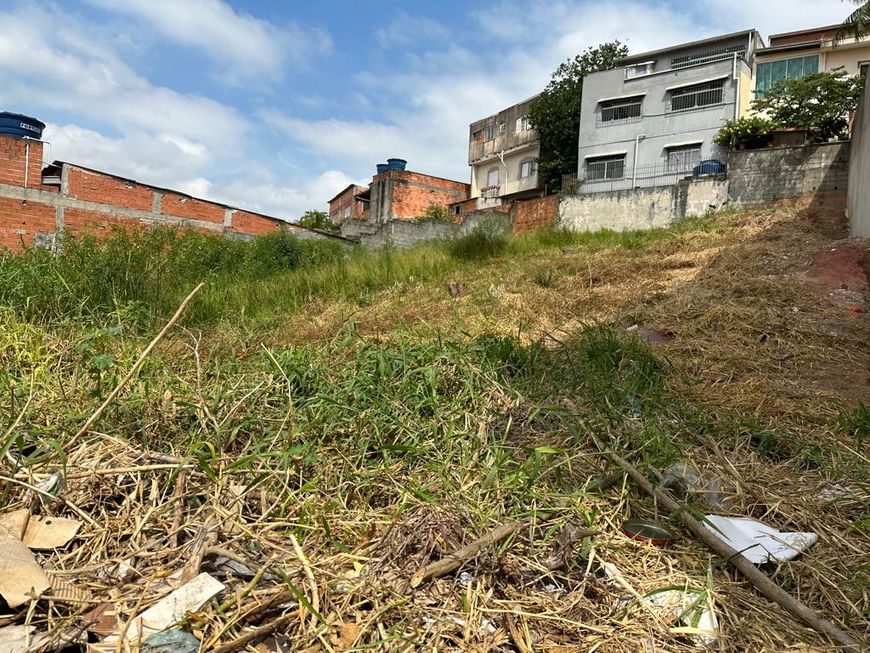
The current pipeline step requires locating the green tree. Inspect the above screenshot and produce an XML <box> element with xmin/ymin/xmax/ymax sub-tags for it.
<box><xmin>529</xmin><ymin>41</ymin><xmax>629</xmax><ymax>192</ymax></box>
<box><xmin>836</xmin><ymin>0</ymin><xmax>870</xmax><ymax>43</ymax></box>
<box><xmin>751</xmin><ymin>69</ymin><xmax>864</xmax><ymax>141</ymax></box>
<box><xmin>298</xmin><ymin>210</ymin><xmax>338</xmax><ymax>231</ymax></box>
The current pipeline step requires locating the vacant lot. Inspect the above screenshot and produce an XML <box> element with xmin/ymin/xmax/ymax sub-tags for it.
<box><xmin>0</xmin><ymin>205</ymin><xmax>867</xmax><ymax>652</ymax></box>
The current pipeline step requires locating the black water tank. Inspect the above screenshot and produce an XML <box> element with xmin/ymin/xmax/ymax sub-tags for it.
<box><xmin>0</xmin><ymin>112</ymin><xmax>45</xmax><ymax>139</ymax></box>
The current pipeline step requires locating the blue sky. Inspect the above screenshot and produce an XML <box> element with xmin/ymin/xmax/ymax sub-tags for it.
<box><xmin>0</xmin><ymin>0</ymin><xmax>855</xmax><ymax>219</ymax></box>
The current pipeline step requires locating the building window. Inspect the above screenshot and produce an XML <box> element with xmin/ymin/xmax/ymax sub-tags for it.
<box><xmin>486</xmin><ymin>167</ymin><xmax>500</xmax><ymax>187</ymax></box>
<box><xmin>343</xmin><ymin>206</ymin><xmax>351</xmax><ymax>219</ymax></box>
<box><xmin>665</xmin><ymin>144</ymin><xmax>702</xmax><ymax>172</ymax></box>
<box><xmin>669</xmin><ymin>80</ymin><xmax>724</xmax><ymax>112</ymax></box>
<box><xmin>515</xmin><ymin>115</ymin><xmax>533</xmax><ymax>132</ymax></box>
<box><xmin>484</xmin><ymin>124</ymin><xmax>497</xmax><ymax>141</ymax></box>
<box><xmin>625</xmin><ymin>61</ymin><xmax>655</xmax><ymax>79</ymax></box>
<box><xmin>756</xmin><ymin>55</ymin><xmax>819</xmax><ymax>95</ymax></box>
<box><xmin>519</xmin><ymin>159</ymin><xmax>537</xmax><ymax>179</ymax></box>
<box><xmin>860</xmin><ymin>62</ymin><xmax>869</xmax><ymax>78</ymax></box>
<box><xmin>598</xmin><ymin>96</ymin><xmax>643</xmax><ymax>124</ymax></box>
<box><xmin>499</xmin><ymin>122</ymin><xmax>506</xmax><ymax>133</ymax></box>
<box><xmin>471</xmin><ymin>129</ymin><xmax>483</xmax><ymax>142</ymax></box>
<box><xmin>585</xmin><ymin>155</ymin><xmax>626</xmax><ymax>181</ymax></box>
<box><xmin>453</xmin><ymin>205</ymin><xmax>462</xmax><ymax>216</ymax></box>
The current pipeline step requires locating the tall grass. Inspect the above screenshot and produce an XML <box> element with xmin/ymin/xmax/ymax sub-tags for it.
<box><xmin>0</xmin><ymin>215</ymin><xmax>716</xmax><ymax>327</ymax></box>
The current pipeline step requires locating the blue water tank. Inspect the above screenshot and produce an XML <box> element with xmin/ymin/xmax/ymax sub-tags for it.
<box><xmin>387</xmin><ymin>158</ymin><xmax>407</xmax><ymax>171</ymax></box>
<box><xmin>0</xmin><ymin>112</ymin><xmax>45</xmax><ymax>139</ymax></box>
<box><xmin>692</xmin><ymin>159</ymin><xmax>726</xmax><ymax>176</ymax></box>
<box><xmin>376</xmin><ymin>163</ymin><xmax>390</xmax><ymax>174</ymax></box>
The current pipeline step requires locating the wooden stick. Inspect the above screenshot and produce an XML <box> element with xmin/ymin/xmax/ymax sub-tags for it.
<box><xmin>410</xmin><ymin>520</ymin><xmax>526</xmax><ymax>588</ymax></box>
<box><xmin>169</xmin><ymin>469</ymin><xmax>187</xmax><ymax>548</ymax></box>
<box><xmin>66</xmin><ymin>282</ymin><xmax>204</xmax><ymax>449</ymax></box>
<box><xmin>594</xmin><ymin>437</ymin><xmax>863</xmax><ymax>652</ymax></box>
<box><xmin>211</xmin><ymin>610</ymin><xmax>299</xmax><ymax>653</ymax></box>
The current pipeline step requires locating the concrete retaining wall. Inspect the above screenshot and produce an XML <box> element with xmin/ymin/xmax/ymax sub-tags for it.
<box><xmin>341</xmin><ymin>213</ymin><xmax>511</xmax><ymax>249</ymax></box>
<box><xmin>849</xmin><ymin>81</ymin><xmax>870</xmax><ymax>236</ymax></box>
<box><xmin>727</xmin><ymin>142</ymin><xmax>850</xmax><ymax>209</ymax></box>
<box><xmin>558</xmin><ymin>175</ymin><xmax>728</xmax><ymax>232</ymax></box>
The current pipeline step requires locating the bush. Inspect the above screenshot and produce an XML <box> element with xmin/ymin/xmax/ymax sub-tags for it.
<box><xmin>416</xmin><ymin>203</ymin><xmax>454</xmax><ymax>224</ymax></box>
<box><xmin>714</xmin><ymin>116</ymin><xmax>777</xmax><ymax>150</ymax></box>
<box><xmin>448</xmin><ymin>219</ymin><xmax>509</xmax><ymax>260</ymax></box>
<box><xmin>751</xmin><ymin>69</ymin><xmax>864</xmax><ymax>141</ymax></box>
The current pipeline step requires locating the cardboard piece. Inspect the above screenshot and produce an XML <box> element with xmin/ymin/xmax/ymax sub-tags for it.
<box><xmin>0</xmin><ymin>510</ymin><xmax>30</xmax><ymax>540</ymax></box>
<box><xmin>23</xmin><ymin>516</ymin><xmax>82</xmax><ymax>550</ymax></box>
<box><xmin>703</xmin><ymin>515</ymin><xmax>819</xmax><ymax>564</ymax></box>
<box><xmin>125</xmin><ymin>572</ymin><xmax>224</xmax><ymax>642</ymax></box>
<box><xmin>0</xmin><ymin>526</ymin><xmax>51</xmax><ymax>608</ymax></box>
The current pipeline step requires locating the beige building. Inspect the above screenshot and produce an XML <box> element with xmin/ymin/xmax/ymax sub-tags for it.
<box><xmin>754</xmin><ymin>24</ymin><xmax>870</xmax><ymax>97</ymax></box>
<box><xmin>467</xmin><ymin>96</ymin><xmax>543</xmax><ymax>208</ymax></box>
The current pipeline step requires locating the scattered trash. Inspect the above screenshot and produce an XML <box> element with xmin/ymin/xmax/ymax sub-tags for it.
<box><xmin>140</xmin><ymin>629</ymin><xmax>201</xmax><ymax>653</ymax></box>
<box><xmin>817</xmin><ymin>483</ymin><xmax>852</xmax><ymax>502</ymax></box>
<box><xmin>22</xmin><ymin>515</ymin><xmax>82</xmax><ymax>550</ymax></box>
<box><xmin>448</xmin><ymin>282</ymin><xmax>465</xmax><ymax>297</ymax></box>
<box><xmin>457</xmin><ymin>571</ymin><xmax>473</xmax><ymax>588</ymax></box>
<box><xmin>125</xmin><ymin>572</ymin><xmax>225</xmax><ymax>642</ymax></box>
<box><xmin>209</xmin><ymin>555</ymin><xmax>256</xmax><ymax>579</ymax></box>
<box><xmin>82</xmin><ymin>602</ymin><xmax>119</xmax><ymax>637</ymax></box>
<box><xmin>702</xmin><ymin>516</ymin><xmax>818</xmax><ymax>564</ymax></box>
<box><xmin>0</xmin><ymin>510</ymin><xmax>30</xmax><ymax>540</ymax></box>
<box><xmin>621</xmin><ymin>518</ymin><xmax>677</xmax><ymax>546</ymax></box>
<box><xmin>848</xmin><ymin>304</ymin><xmax>865</xmax><ymax>314</ymax></box>
<box><xmin>662</xmin><ymin>462</ymin><xmax>729</xmax><ymax>510</ymax></box>
<box><xmin>0</xmin><ymin>525</ymin><xmax>51</xmax><ymax>608</ymax></box>
<box><xmin>34</xmin><ymin>472</ymin><xmax>66</xmax><ymax>497</ymax></box>
<box><xmin>646</xmin><ymin>587</ymin><xmax>719</xmax><ymax>648</ymax></box>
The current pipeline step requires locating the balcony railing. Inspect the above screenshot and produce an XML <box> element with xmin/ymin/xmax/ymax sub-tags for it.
<box><xmin>481</xmin><ymin>185</ymin><xmax>501</xmax><ymax>199</ymax></box>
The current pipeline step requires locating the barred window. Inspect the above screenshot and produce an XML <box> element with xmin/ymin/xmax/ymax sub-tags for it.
<box><xmin>669</xmin><ymin>80</ymin><xmax>724</xmax><ymax>112</ymax></box>
<box><xmin>586</xmin><ymin>155</ymin><xmax>626</xmax><ymax>181</ymax></box>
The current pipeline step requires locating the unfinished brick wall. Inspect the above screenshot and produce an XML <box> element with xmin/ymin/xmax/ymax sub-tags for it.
<box><xmin>0</xmin><ymin>134</ymin><xmax>315</xmax><ymax>251</ymax></box>
<box><xmin>162</xmin><ymin>192</ymin><xmax>225</xmax><ymax>224</ymax></box>
<box><xmin>390</xmin><ymin>171</ymin><xmax>470</xmax><ymax>220</ymax></box>
<box><xmin>511</xmin><ymin>195</ymin><xmax>559</xmax><ymax>234</ymax></box>
<box><xmin>328</xmin><ymin>185</ymin><xmax>367</xmax><ymax>223</ymax></box>
<box><xmin>0</xmin><ymin>138</ymin><xmax>45</xmax><ymax>189</ymax></box>
<box><xmin>0</xmin><ymin>196</ymin><xmax>55</xmax><ymax>249</ymax></box>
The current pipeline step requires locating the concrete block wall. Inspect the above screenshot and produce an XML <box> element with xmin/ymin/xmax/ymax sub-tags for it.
<box><xmin>727</xmin><ymin>142</ymin><xmax>850</xmax><ymax>209</ymax></box>
<box><xmin>558</xmin><ymin>176</ymin><xmax>729</xmax><ymax>233</ymax></box>
<box><xmin>849</xmin><ymin>81</ymin><xmax>869</xmax><ymax>237</ymax></box>
<box><xmin>0</xmin><ymin>134</ymin><xmax>315</xmax><ymax>250</ymax></box>
<box><xmin>341</xmin><ymin>212</ymin><xmax>511</xmax><ymax>249</ymax></box>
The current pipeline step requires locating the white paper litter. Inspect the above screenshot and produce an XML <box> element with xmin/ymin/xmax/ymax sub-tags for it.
<box><xmin>703</xmin><ymin>515</ymin><xmax>818</xmax><ymax>564</ymax></box>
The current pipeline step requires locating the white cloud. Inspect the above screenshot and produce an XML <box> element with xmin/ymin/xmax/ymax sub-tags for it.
<box><xmin>85</xmin><ymin>0</ymin><xmax>331</xmax><ymax>82</ymax></box>
<box><xmin>376</xmin><ymin>13</ymin><xmax>450</xmax><ymax>49</ymax></box>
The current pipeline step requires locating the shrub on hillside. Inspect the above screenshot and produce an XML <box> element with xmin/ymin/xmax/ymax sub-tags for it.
<box><xmin>448</xmin><ymin>218</ymin><xmax>509</xmax><ymax>260</ymax></box>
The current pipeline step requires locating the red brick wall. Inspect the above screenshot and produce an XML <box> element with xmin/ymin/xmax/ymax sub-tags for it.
<box><xmin>511</xmin><ymin>195</ymin><xmax>559</xmax><ymax>234</ymax></box>
<box><xmin>162</xmin><ymin>192</ymin><xmax>225</xmax><ymax>224</ymax></box>
<box><xmin>66</xmin><ymin>167</ymin><xmax>154</xmax><ymax>211</ymax></box>
<box><xmin>0</xmin><ymin>196</ymin><xmax>55</xmax><ymax>248</ymax></box>
<box><xmin>0</xmin><ymin>137</ymin><xmax>44</xmax><ymax>188</ymax></box>
<box><xmin>229</xmin><ymin>210</ymin><xmax>283</xmax><ymax>236</ymax></box>
<box><xmin>389</xmin><ymin>171</ymin><xmax>471</xmax><ymax>220</ymax></box>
